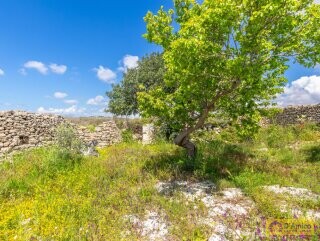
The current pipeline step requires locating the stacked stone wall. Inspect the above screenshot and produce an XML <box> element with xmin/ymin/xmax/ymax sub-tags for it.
<box><xmin>0</xmin><ymin>111</ymin><xmax>121</xmax><ymax>156</ymax></box>
<box><xmin>0</xmin><ymin>111</ymin><xmax>65</xmax><ymax>154</ymax></box>
<box><xmin>268</xmin><ymin>104</ymin><xmax>320</xmax><ymax>125</ymax></box>
<box><xmin>77</xmin><ymin>121</ymin><xmax>121</xmax><ymax>147</ymax></box>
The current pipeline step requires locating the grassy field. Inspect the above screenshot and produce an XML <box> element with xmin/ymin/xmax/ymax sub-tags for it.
<box><xmin>0</xmin><ymin>124</ymin><xmax>320</xmax><ymax>240</ymax></box>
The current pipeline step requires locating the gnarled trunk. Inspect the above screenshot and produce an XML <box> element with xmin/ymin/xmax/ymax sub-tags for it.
<box><xmin>174</xmin><ymin>129</ymin><xmax>196</xmax><ymax>158</ymax></box>
<box><xmin>173</xmin><ymin>106</ymin><xmax>214</xmax><ymax>158</ymax></box>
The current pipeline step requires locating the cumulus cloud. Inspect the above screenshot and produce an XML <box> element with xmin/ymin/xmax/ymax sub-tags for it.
<box><xmin>94</xmin><ymin>66</ymin><xmax>116</xmax><ymax>83</ymax></box>
<box><xmin>118</xmin><ymin>55</ymin><xmax>139</xmax><ymax>72</ymax></box>
<box><xmin>123</xmin><ymin>55</ymin><xmax>139</xmax><ymax>69</ymax></box>
<box><xmin>37</xmin><ymin>105</ymin><xmax>85</xmax><ymax>115</ymax></box>
<box><xmin>276</xmin><ymin>75</ymin><xmax>320</xmax><ymax>106</ymax></box>
<box><xmin>86</xmin><ymin>95</ymin><xmax>105</xmax><ymax>105</ymax></box>
<box><xmin>23</xmin><ymin>61</ymin><xmax>48</xmax><ymax>75</ymax></box>
<box><xmin>54</xmin><ymin>92</ymin><xmax>68</xmax><ymax>99</ymax></box>
<box><xmin>49</xmin><ymin>63</ymin><xmax>67</xmax><ymax>74</ymax></box>
<box><xmin>21</xmin><ymin>61</ymin><xmax>67</xmax><ymax>75</ymax></box>
<box><xmin>93</xmin><ymin>55</ymin><xmax>139</xmax><ymax>82</ymax></box>
<box><xmin>37</xmin><ymin>104</ymin><xmax>112</xmax><ymax>117</ymax></box>
<box><xmin>64</xmin><ymin>99</ymin><xmax>78</xmax><ymax>105</ymax></box>
<box><xmin>0</xmin><ymin>68</ymin><xmax>4</xmax><ymax>76</ymax></box>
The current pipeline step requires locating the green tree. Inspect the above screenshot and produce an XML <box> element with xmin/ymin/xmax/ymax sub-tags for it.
<box><xmin>138</xmin><ymin>0</ymin><xmax>320</xmax><ymax>157</ymax></box>
<box><xmin>106</xmin><ymin>53</ymin><xmax>165</xmax><ymax>116</ymax></box>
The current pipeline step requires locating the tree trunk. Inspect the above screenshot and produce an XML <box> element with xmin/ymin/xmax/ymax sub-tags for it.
<box><xmin>173</xmin><ymin>107</ymin><xmax>213</xmax><ymax>158</ymax></box>
<box><xmin>174</xmin><ymin>130</ymin><xmax>196</xmax><ymax>159</ymax></box>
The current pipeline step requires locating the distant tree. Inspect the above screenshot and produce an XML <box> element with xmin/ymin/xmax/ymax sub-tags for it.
<box><xmin>138</xmin><ymin>0</ymin><xmax>320</xmax><ymax>157</ymax></box>
<box><xmin>106</xmin><ymin>53</ymin><xmax>165</xmax><ymax>116</ymax></box>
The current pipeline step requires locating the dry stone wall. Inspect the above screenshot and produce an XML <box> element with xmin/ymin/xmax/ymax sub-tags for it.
<box><xmin>0</xmin><ymin>111</ymin><xmax>65</xmax><ymax>155</ymax></box>
<box><xmin>77</xmin><ymin>121</ymin><xmax>121</xmax><ymax>148</ymax></box>
<box><xmin>0</xmin><ymin>111</ymin><xmax>121</xmax><ymax>156</ymax></box>
<box><xmin>268</xmin><ymin>104</ymin><xmax>320</xmax><ymax>125</ymax></box>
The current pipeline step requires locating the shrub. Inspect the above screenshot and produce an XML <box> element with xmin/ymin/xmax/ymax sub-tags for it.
<box><xmin>121</xmin><ymin>129</ymin><xmax>134</xmax><ymax>143</ymax></box>
<box><xmin>55</xmin><ymin>124</ymin><xmax>84</xmax><ymax>158</ymax></box>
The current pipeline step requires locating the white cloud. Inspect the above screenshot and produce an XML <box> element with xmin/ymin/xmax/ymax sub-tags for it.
<box><xmin>36</xmin><ymin>105</ymin><xmax>112</xmax><ymax>117</ymax></box>
<box><xmin>276</xmin><ymin>75</ymin><xmax>320</xmax><ymax>106</ymax></box>
<box><xmin>94</xmin><ymin>66</ymin><xmax>116</xmax><ymax>83</ymax></box>
<box><xmin>22</xmin><ymin>61</ymin><xmax>67</xmax><ymax>75</ymax></box>
<box><xmin>37</xmin><ymin>104</ymin><xmax>114</xmax><ymax>117</ymax></box>
<box><xmin>0</xmin><ymin>68</ymin><xmax>4</xmax><ymax>76</ymax></box>
<box><xmin>54</xmin><ymin>92</ymin><xmax>68</xmax><ymax>99</ymax></box>
<box><xmin>123</xmin><ymin>55</ymin><xmax>139</xmax><ymax>70</ymax></box>
<box><xmin>24</xmin><ymin>61</ymin><xmax>48</xmax><ymax>75</ymax></box>
<box><xmin>118</xmin><ymin>55</ymin><xmax>139</xmax><ymax>72</ymax></box>
<box><xmin>49</xmin><ymin>63</ymin><xmax>67</xmax><ymax>74</ymax></box>
<box><xmin>86</xmin><ymin>95</ymin><xmax>105</xmax><ymax>105</ymax></box>
<box><xmin>37</xmin><ymin>105</ymin><xmax>86</xmax><ymax>115</ymax></box>
<box><xmin>64</xmin><ymin>99</ymin><xmax>78</xmax><ymax>105</ymax></box>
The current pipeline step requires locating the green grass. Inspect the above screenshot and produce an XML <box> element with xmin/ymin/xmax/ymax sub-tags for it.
<box><xmin>0</xmin><ymin>124</ymin><xmax>320</xmax><ymax>240</ymax></box>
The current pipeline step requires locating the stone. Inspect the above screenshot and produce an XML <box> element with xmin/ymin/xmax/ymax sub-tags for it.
<box><xmin>143</xmin><ymin>124</ymin><xmax>155</xmax><ymax>145</ymax></box>
<box><xmin>81</xmin><ymin>140</ymin><xmax>99</xmax><ymax>157</ymax></box>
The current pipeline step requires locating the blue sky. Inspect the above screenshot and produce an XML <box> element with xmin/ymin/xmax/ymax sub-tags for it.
<box><xmin>0</xmin><ymin>1</ymin><xmax>319</xmax><ymax>116</ymax></box>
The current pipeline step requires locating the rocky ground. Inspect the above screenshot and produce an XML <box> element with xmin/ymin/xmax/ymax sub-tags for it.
<box><xmin>124</xmin><ymin>181</ymin><xmax>320</xmax><ymax>241</ymax></box>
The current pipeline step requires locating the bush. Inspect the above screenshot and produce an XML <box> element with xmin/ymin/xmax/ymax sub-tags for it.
<box><xmin>121</xmin><ymin>129</ymin><xmax>134</xmax><ymax>143</ymax></box>
<box><xmin>55</xmin><ymin>124</ymin><xmax>84</xmax><ymax>158</ymax></box>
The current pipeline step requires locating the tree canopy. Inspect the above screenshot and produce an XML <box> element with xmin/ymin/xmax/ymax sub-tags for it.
<box><xmin>106</xmin><ymin>53</ymin><xmax>165</xmax><ymax>116</ymax></box>
<box><xmin>138</xmin><ymin>0</ymin><xmax>320</xmax><ymax>157</ymax></box>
